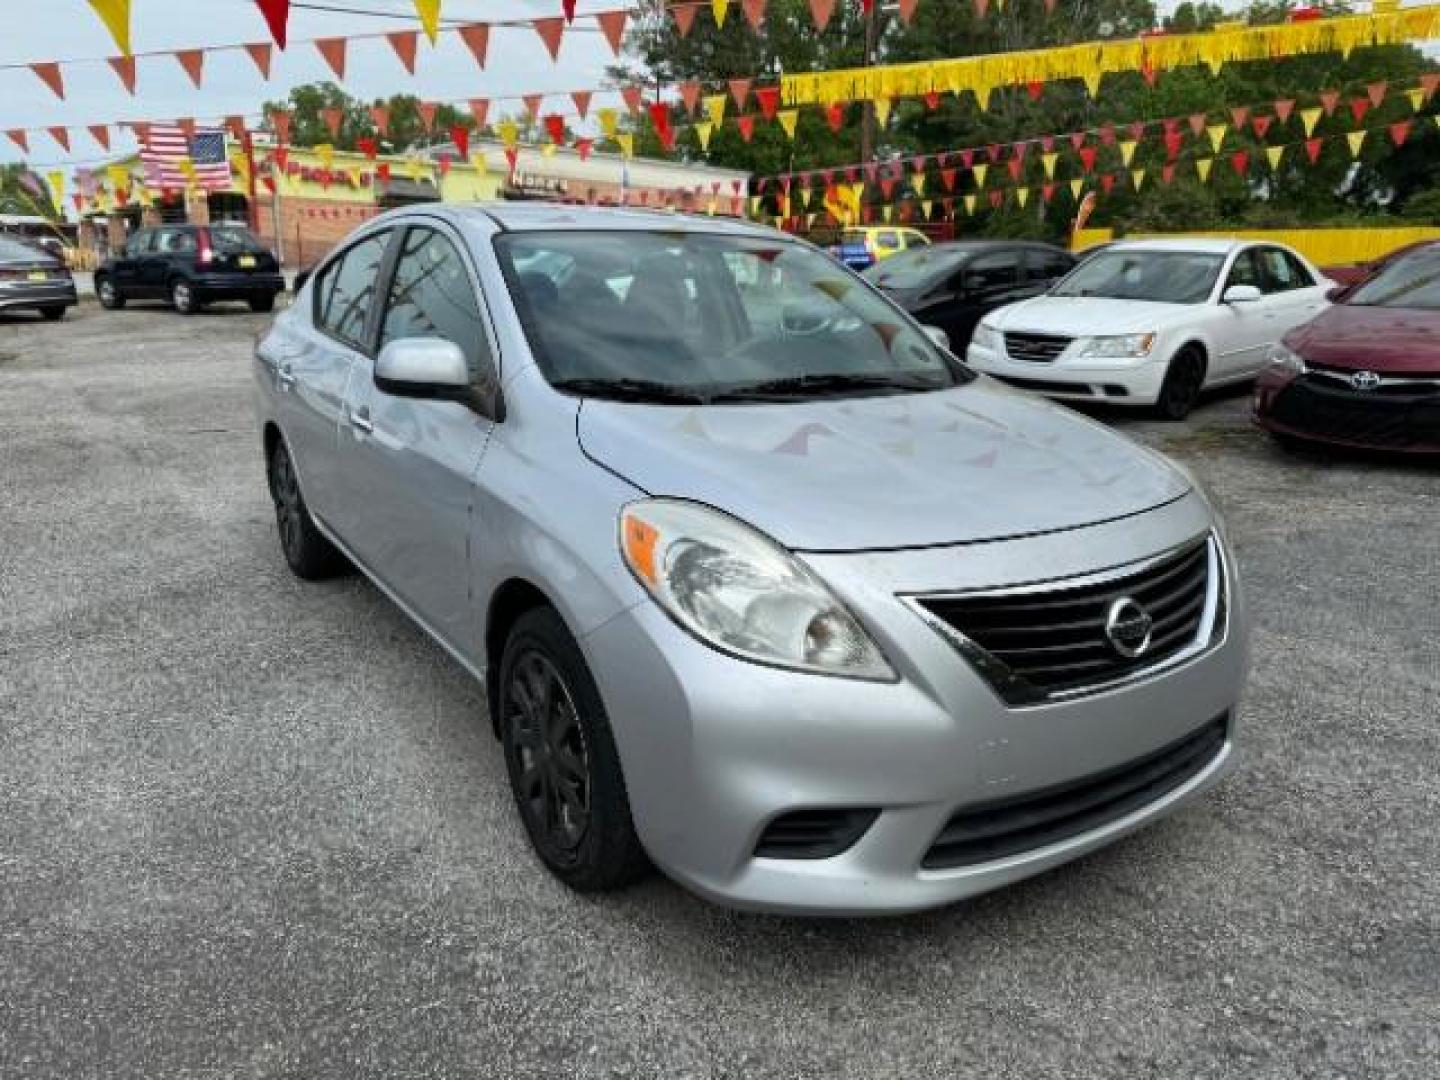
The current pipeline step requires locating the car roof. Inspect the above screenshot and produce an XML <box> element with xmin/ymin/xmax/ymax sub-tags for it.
<box><xmin>1105</xmin><ymin>238</ymin><xmax>1252</xmax><ymax>255</ymax></box>
<box><xmin>920</xmin><ymin>240</ymin><xmax>1069</xmax><ymax>254</ymax></box>
<box><xmin>434</xmin><ymin>201</ymin><xmax>779</xmax><ymax>238</ymax></box>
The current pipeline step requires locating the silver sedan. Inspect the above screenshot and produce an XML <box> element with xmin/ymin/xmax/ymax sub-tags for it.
<box><xmin>253</xmin><ymin>203</ymin><xmax>1247</xmax><ymax>915</ymax></box>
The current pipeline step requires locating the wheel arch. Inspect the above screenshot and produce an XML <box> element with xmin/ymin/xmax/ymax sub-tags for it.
<box><xmin>485</xmin><ymin>577</ymin><xmax>564</xmax><ymax>735</ymax></box>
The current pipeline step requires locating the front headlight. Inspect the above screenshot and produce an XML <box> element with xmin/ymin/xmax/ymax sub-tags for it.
<box><xmin>1071</xmin><ymin>333</ymin><xmax>1157</xmax><ymax>359</ymax></box>
<box><xmin>620</xmin><ymin>499</ymin><xmax>895</xmax><ymax>681</ymax></box>
<box><xmin>971</xmin><ymin>323</ymin><xmax>1000</xmax><ymax>351</ymax></box>
<box><xmin>1266</xmin><ymin>342</ymin><xmax>1308</xmax><ymax>376</ymax></box>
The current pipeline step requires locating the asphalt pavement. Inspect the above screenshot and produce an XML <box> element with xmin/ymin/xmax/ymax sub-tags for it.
<box><xmin>1</xmin><ymin>301</ymin><xmax>1435</xmax><ymax>1079</ymax></box>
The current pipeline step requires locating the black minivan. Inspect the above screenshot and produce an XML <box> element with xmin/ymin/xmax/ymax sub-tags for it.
<box><xmin>96</xmin><ymin>223</ymin><xmax>285</xmax><ymax>314</ymax></box>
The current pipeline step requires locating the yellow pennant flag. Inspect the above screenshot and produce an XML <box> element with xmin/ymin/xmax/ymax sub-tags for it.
<box><xmin>1130</xmin><ymin>167</ymin><xmax>1145</xmax><ymax>190</ymax></box>
<box><xmin>781</xmin><ymin>195</ymin><xmax>791</xmax><ymax>217</ymax></box>
<box><xmin>136</xmin><ymin>184</ymin><xmax>153</xmax><ymax>208</ymax></box>
<box><xmin>498</xmin><ymin>120</ymin><xmax>519</xmax><ymax>148</ymax></box>
<box><xmin>881</xmin><ymin>205</ymin><xmax>893</xmax><ymax>223</ymax></box>
<box><xmin>1082</xmin><ymin>70</ymin><xmax>1102</xmax><ymax>99</ymax></box>
<box><xmin>1347</xmin><ymin>131</ymin><xmax>1366</xmax><ymax>158</ymax></box>
<box><xmin>748</xmin><ymin>196</ymin><xmax>761</xmax><ymax>218</ymax></box>
<box><xmin>1069</xmin><ymin>178</ymin><xmax>1083</xmax><ymax>200</ymax></box>
<box><xmin>1207</xmin><ymin>124</ymin><xmax>1227</xmax><ymax>153</ymax></box>
<box><xmin>232</xmin><ymin>153</ymin><xmax>252</xmax><ymax>181</ymax></box>
<box><xmin>1406</xmin><ymin>88</ymin><xmax>1425</xmax><ymax>112</ymax></box>
<box><xmin>178</xmin><ymin>157</ymin><xmax>197</xmax><ymax>180</ymax></box>
<box><xmin>972</xmin><ymin>163</ymin><xmax>988</xmax><ymax>188</ymax></box>
<box><xmin>963</xmin><ymin>194</ymin><xmax>977</xmax><ymax>215</ymax></box>
<box><xmin>874</xmin><ymin>96</ymin><xmax>892</xmax><ymax>128</ymax></box>
<box><xmin>921</xmin><ymin>199</ymin><xmax>933</xmax><ymax>218</ymax></box>
<box><xmin>541</xmin><ymin>142</ymin><xmax>556</xmax><ymax>158</ymax></box>
<box><xmin>47</xmin><ymin>170</ymin><xmax>65</xmax><ymax>203</ymax></box>
<box><xmin>912</xmin><ymin>173</ymin><xmax>926</xmax><ymax>197</ymax></box>
<box><xmin>707</xmin><ymin>198</ymin><xmax>717</xmax><ymax>217</ymax></box>
<box><xmin>1300</xmin><ymin>107</ymin><xmax>1322</xmax><ymax>137</ymax></box>
<box><xmin>1266</xmin><ymin>145</ymin><xmax>1284</xmax><ymax>171</ymax></box>
<box><xmin>414</xmin><ymin>0</ymin><xmax>441</xmax><ymax>43</ymax></box>
<box><xmin>107</xmin><ymin>164</ymin><xmax>129</xmax><ymax>190</ymax></box>
<box><xmin>1118</xmin><ymin>140</ymin><xmax>1137</xmax><ymax>167</ymax></box>
<box><xmin>617</xmin><ymin>132</ymin><xmax>635</xmax><ymax>158</ymax></box>
<box><xmin>348</xmin><ymin>167</ymin><xmax>363</xmax><ymax>186</ymax></box>
<box><xmin>694</xmin><ymin>121</ymin><xmax>714</xmax><ymax>150</ymax></box>
<box><xmin>1041</xmin><ymin>152</ymin><xmax>1058</xmax><ymax>179</ymax></box>
<box><xmin>596</xmin><ymin>109</ymin><xmax>618</xmax><ymax>140</ymax></box>
<box><xmin>406</xmin><ymin>158</ymin><xmax>422</xmax><ymax>181</ymax></box>
<box><xmin>704</xmin><ymin>94</ymin><xmax>727</xmax><ymax>128</ymax></box>
<box><xmin>711</xmin><ymin>0</ymin><xmax>729</xmax><ymax>27</ymax></box>
<box><xmin>316</xmin><ymin>143</ymin><xmax>334</xmax><ymax>169</ymax></box>
<box><xmin>472</xmin><ymin>152</ymin><xmax>489</xmax><ymax>173</ymax></box>
<box><xmin>89</xmin><ymin>0</ymin><xmax>132</xmax><ymax>56</ymax></box>
<box><xmin>777</xmin><ymin>109</ymin><xmax>798</xmax><ymax>140</ymax></box>
<box><xmin>1015</xmin><ymin>187</ymin><xmax>1029</xmax><ymax>208</ymax></box>
<box><xmin>1196</xmin><ymin>157</ymin><xmax>1214</xmax><ymax>183</ymax></box>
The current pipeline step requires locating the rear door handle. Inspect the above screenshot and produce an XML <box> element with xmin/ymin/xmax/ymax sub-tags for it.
<box><xmin>348</xmin><ymin>407</ymin><xmax>373</xmax><ymax>434</ymax></box>
<box><xmin>275</xmin><ymin>362</ymin><xmax>295</xmax><ymax>389</ymax></box>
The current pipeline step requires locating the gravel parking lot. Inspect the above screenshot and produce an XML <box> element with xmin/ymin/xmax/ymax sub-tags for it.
<box><xmin>1</xmin><ymin>301</ymin><xmax>1435</xmax><ymax>1079</ymax></box>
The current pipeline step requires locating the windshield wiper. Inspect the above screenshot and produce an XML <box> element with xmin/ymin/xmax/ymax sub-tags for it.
<box><xmin>710</xmin><ymin>372</ymin><xmax>946</xmax><ymax>402</ymax></box>
<box><xmin>550</xmin><ymin>377</ymin><xmax>712</xmax><ymax>404</ymax></box>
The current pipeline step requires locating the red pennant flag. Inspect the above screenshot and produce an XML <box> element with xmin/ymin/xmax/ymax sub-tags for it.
<box><xmin>562</xmin><ymin>0</ymin><xmax>577</xmax><ymax>21</ymax></box>
<box><xmin>620</xmin><ymin>86</ymin><xmax>643</xmax><ymax>113</ymax></box>
<box><xmin>1422</xmin><ymin>73</ymin><xmax>1440</xmax><ymax>99</ymax></box>
<box><xmin>679</xmin><ymin>82</ymin><xmax>701</xmax><ymax>116</ymax></box>
<box><xmin>451</xmin><ymin>125</ymin><xmax>470</xmax><ymax>158</ymax></box>
<box><xmin>1068</xmin><ymin>132</ymin><xmax>1085</xmax><ymax>152</ymax></box>
<box><xmin>268</xmin><ymin>109</ymin><xmax>292</xmax><ymax>143</ymax></box>
<box><xmin>1040</xmin><ymin>136</ymin><xmax>1054</xmax><ymax>153</ymax></box>
<box><xmin>1041</xmin><ymin>183</ymin><xmax>1055</xmax><ymax>203</ymax></box>
<box><xmin>87</xmin><ymin>124</ymin><xmax>111</xmax><ymax>150</ymax></box>
<box><xmin>826</xmin><ymin>102</ymin><xmax>844</xmax><ymax>133</ymax></box>
<box><xmin>1164</xmin><ymin>130</ymin><xmax>1182</xmax><ymax>160</ymax></box>
<box><xmin>177</xmin><ymin>117</ymin><xmax>196</xmax><ymax>138</ymax></box>
<box><xmin>1388</xmin><ymin>120</ymin><xmax>1411</xmax><ymax>147</ymax></box>
<box><xmin>1161</xmin><ymin>118</ymin><xmax>1179</xmax><ymax>136</ymax></box>
<box><xmin>522</xmin><ymin>94</ymin><xmax>544</xmax><ymax>119</ymax></box>
<box><xmin>940</xmin><ymin>168</ymin><xmax>957</xmax><ymax>192</ymax></box>
<box><xmin>1305</xmin><ymin>137</ymin><xmax>1323</xmax><ymax>164</ymax></box>
<box><xmin>736</xmin><ymin>116</ymin><xmax>755</xmax><ymax>142</ymax></box>
<box><xmin>226</xmin><ymin>115</ymin><xmax>247</xmax><ymax>140</ymax></box>
<box><xmin>959</xmin><ymin>150</ymin><xmax>974</xmax><ymax>169</ymax></box>
<box><xmin>1127</xmin><ymin>121</ymin><xmax>1145</xmax><ymax>143</ymax></box>
<box><xmin>31</xmin><ymin>62</ymin><xmax>65</xmax><ymax>100</ymax></box>
<box><xmin>647</xmin><ymin>102</ymin><xmax>671</xmax><ymax>136</ymax></box>
<box><xmin>262</xmin><ymin>175</ymin><xmax>276</xmax><ymax>194</ymax></box>
<box><xmin>1319</xmin><ymin>90</ymin><xmax>1339</xmax><ymax>116</ymax></box>
<box><xmin>271</xmin><ymin>145</ymin><xmax>288</xmax><ymax>171</ymax></box>
<box><xmin>1141</xmin><ymin>62</ymin><xmax>1157</xmax><ymax>88</ymax></box>
<box><xmin>1251</xmin><ymin>116</ymin><xmax>1273</xmax><ymax>140</ymax></box>
<box><xmin>755</xmin><ymin>86</ymin><xmax>780</xmax><ymax>120</ymax></box>
<box><xmin>862</xmin><ymin>163</ymin><xmax>877</xmax><ymax>183</ymax></box>
<box><xmin>256</xmin><ymin>0</ymin><xmax>290</xmax><ymax>48</ymax></box>
<box><xmin>387</xmin><ymin>31</ymin><xmax>418</xmax><ymax>74</ymax></box>
<box><xmin>544</xmin><ymin>114</ymin><xmax>566</xmax><ymax>145</ymax></box>
<box><xmin>974</xmin><ymin>0</ymin><xmax>989</xmax><ymax>15</ymax></box>
<box><xmin>672</xmin><ymin>5</ymin><xmax>697</xmax><ymax>36</ymax></box>
<box><xmin>1349</xmin><ymin>97</ymin><xmax>1370</xmax><ymax>125</ymax></box>
<box><xmin>596</xmin><ymin>10</ymin><xmax>628</xmax><ymax>55</ymax></box>
<box><xmin>468</xmin><ymin>100</ymin><xmax>489</xmax><ymax>128</ymax></box>
<box><xmin>925</xmin><ymin>91</ymin><xmax>942</xmax><ymax>110</ymax></box>
<box><xmin>129</xmin><ymin>121</ymin><xmax>150</xmax><ymax>144</ymax></box>
<box><xmin>1367</xmin><ymin>81</ymin><xmax>1387</xmax><ymax>108</ymax></box>
<box><xmin>729</xmin><ymin>78</ymin><xmax>753</xmax><ymax>111</ymax></box>
<box><xmin>418</xmin><ymin>102</ymin><xmax>439</xmax><ymax>131</ymax></box>
<box><xmin>369</xmin><ymin>106</ymin><xmax>390</xmax><ymax>136</ymax></box>
<box><xmin>357</xmin><ymin>137</ymin><xmax>377</xmax><ymax>160</ymax></box>
<box><xmin>879</xmin><ymin>178</ymin><xmax>896</xmax><ymax>199</ymax></box>
<box><xmin>1098</xmin><ymin>123</ymin><xmax>1116</xmax><ymax>147</ymax></box>
<box><xmin>571</xmin><ymin>91</ymin><xmax>592</xmax><ymax>119</ymax></box>
<box><xmin>175</xmin><ymin>49</ymin><xmax>205</xmax><ymax>88</ymax></box>
<box><xmin>1006</xmin><ymin>158</ymin><xmax>1022</xmax><ymax>182</ymax></box>
<box><xmin>72</xmin><ymin>194</ymin><xmax>84</xmax><ymax>212</ymax></box>
<box><xmin>809</xmin><ymin>0</ymin><xmax>836</xmax><ymax>30</ymax></box>
<box><xmin>315</xmin><ymin>38</ymin><xmax>346</xmax><ymax>79</ymax></box>
<box><xmin>842</xmin><ymin>168</ymin><xmax>856</xmax><ymax>185</ymax></box>
<box><xmin>458</xmin><ymin>24</ymin><xmax>490</xmax><ymax>68</ymax></box>
<box><xmin>1274</xmin><ymin>99</ymin><xmax>1295</xmax><ymax>123</ymax></box>
<box><xmin>1188</xmin><ymin>112</ymin><xmax>1206</xmax><ymax>137</ymax></box>
<box><xmin>109</xmin><ymin>55</ymin><xmax>137</xmax><ymax>93</ymax></box>
<box><xmin>320</xmin><ymin>107</ymin><xmax>344</xmax><ymax>138</ymax></box>
<box><xmin>1230</xmin><ymin>149</ymin><xmax>1250</xmax><ymax>177</ymax></box>
<box><xmin>1012</xmin><ymin>142</ymin><xmax>1028</xmax><ymax>161</ymax></box>
<box><xmin>438</xmin><ymin>155</ymin><xmax>452</xmax><ymax>178</ymax></box>
<box><xmin>1079</xmin><ymin>147</ymin><xmax>1098</xmax><ymax>173</ymax></box>
<box><xmin>1230</xmin><ymin>106</ymin><xmax>1249</xmax><ymax>129</ymax></box>
<box><xmin>910</xmin><ymin>155</ymin><xmax>927</xmax><ymax>173</ymax></box>
<box><xmin>1099</xmin><ymin>174</ymin><xmax>1115</xmax><ymax>196</ymax></box>
<box><xmin>377</xmin><ymin>162</ymin><xmax>392</xmax><ymax>183</ymax></box>
<box><xmin>743</xmin><ymin>0</ymin><xmax>768</xmax><ymax>29</ymax></box>
<box><xmin>1025</xmin><ymin>81</ymin><xmax>1044</xmax><ymax>102</ymax></box>
<box><xmin>575</xmin><ymin>137</ymin><xmax>593</xmax><ymax>161</ymax></box>
<box><xmin>896</xmin><ymin>0</ymin><xmax>919</xmax><ymax>22</ymax></box>
<box><xmin>988</xmin><ymin>189</ymin><xmax>1003</xmax><ymax>209</ymax></box>
<box><xmin>533</xmin><ymin>17</ymin><xmax>565</xmax><ymax>61</ymax></box>
<box><xmin>48</xmin><ymin>127</ymin><xmax>70</xmax><ymax>152</ymax></box>
<box><xmin>985</xmin><ymin>143</ymin><xmax>1001</xmax><ymax>163</ymax></box>
<box><xmin>1161</xmin><ymin>163</ymin><xmax>1176</xmax><ymax>185</ymax></box>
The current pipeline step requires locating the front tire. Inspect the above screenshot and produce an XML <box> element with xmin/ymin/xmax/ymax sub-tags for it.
<box><xmin>171</xmin><ymin>278</ymin><xmax>201</xmax><ymax>315</ymax></box>
<box><xmin>96</xmin><ymin>276</ymin><xmax>124</xmax><ymax>309</ymax></box>
<box><xmin>40</xmin><ymin>305</ymin><xmax>66</xmax><ymax>321</ymax></box>
<box><xmin>499</xmin><ymin>607</ymin><xmax>649</xmax><ymax>893</ymax></box>
<box><xmin>1155</xmin><ymin>347</ymin><xmax>1207</xmax><ymax>421</ymax></box>
<box><xmin>266</xmin><ymin>439</ymin><xmax>348</xmax><ymax>580</ymax></box>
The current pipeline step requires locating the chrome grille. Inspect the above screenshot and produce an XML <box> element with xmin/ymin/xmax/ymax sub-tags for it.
<box><xmin>1004</xmin><ymin>332</ymin><xmax>1072</xmax><ymax>363</ymax></box>
<box><xmin>913</xmin><ymin>538</ymin><xmax>1220</xmax><ymax>705</ymax></box>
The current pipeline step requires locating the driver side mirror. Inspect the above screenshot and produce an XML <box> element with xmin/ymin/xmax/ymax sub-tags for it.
<box><xmin>375</xmin><ymin>338</ymin><xmax>489</xmax><ymax>411</ymax></box>
<box><xmin>1222</xmin><ymin>284</ymin><xmax>1263</xmax><ymax>304</ymax></box>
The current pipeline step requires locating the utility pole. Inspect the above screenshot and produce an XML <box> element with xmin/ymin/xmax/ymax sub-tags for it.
<box><xmin>859</xmin><ymin>3</ymin><xmax>879</xmax><ymax>164</ymax></box>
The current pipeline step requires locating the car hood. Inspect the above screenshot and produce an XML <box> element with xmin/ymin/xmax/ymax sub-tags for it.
<box><xmin>576</xmin><ymin>381</ymin><xmax>1189</xmax><ymax>552</ymax></box>
<box><xmin>1285</xmin><ymin>304</ymin><xmax>1440</xmax><ymax>374</ymax></box>
<box><xmin>985</xmin><ymin>295</ymin><xmax>1186</xmax><ymax>336</ymax></box>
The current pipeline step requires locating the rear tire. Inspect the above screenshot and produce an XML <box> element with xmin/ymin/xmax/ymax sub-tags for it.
<box><xmin>40</xmin><ymin>306</ymin><xmax>66</xmax><ymax>321</ymax></box>
<box><xmin>249</xmin><ymin>294</ymin><xmax>276</xmax><ymax>313</ymax></box>
<box><xmin>266</xmin><ymin>439</ymin><xmax>348</xmax><ymax>580</ymax></box>
<box><xmin>1155</xmin><ymin>347</ymin><xmax>1206</xmax><ymax>421</ymax></box>
<box><xmin>96</xmin><ymin>276</ymin><xmax>124</xmax><ymax>310</ymax></box>
<box><xmin>499</xmin><ymin>607</ymin><xmax>650</xmax><ymax>893</ymax></box>
<box><xmin>170</xmin><ymin>278</ymin><xmax>201</xmax><ymax>315</ymax></box>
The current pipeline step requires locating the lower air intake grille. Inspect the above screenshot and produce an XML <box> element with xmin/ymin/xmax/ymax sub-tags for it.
<box><xmin>922</xmin><ymin>714</ymin><xmax>1228</xmax><ymax>870</ymax></box>
<box><xmin>754</xmin><ymin>808</ymin><xmax>879</xmax><ymax>860</ymax></box>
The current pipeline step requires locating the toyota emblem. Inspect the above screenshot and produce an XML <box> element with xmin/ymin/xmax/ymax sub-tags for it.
<box><xmin>1350</xmin><ymin>370</ymin><xmax>1382</xmax><ymax>392</ymax></box>
<box><xmin>1104</xmin><ymin>598</ymin><xmax>1154</xmax><ymax>659</ymax></box>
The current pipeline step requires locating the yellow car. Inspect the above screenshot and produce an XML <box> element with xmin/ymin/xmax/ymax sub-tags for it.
<box><xmin>836</xmin><ymin>227</ymin><xmax>931</xmax><ymax>270</ymax></box>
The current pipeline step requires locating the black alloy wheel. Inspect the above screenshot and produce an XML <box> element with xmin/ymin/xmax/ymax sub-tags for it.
<box><xmin>97</xmin><ymin>276</ymin><xmax>124</xmax><ymax>309</ymax></box>
<box><xmin>171</xmin><ymin>278</ymin><xmax>199</xmax><ymax>314</ymax></box>
<box><xmin>1156</xmin><ymin>347</ymin><xmax>1206</xmax><ymax>421</ymax></box>
<box><xmin>504</xmin><ymin>649</ymin><xmax>593</xmax><ymax>862</ymax></box>
<box><xmin>266</xmin><ymin>440</ymin><xmax>346</xmax><ymax>579</ymax></box>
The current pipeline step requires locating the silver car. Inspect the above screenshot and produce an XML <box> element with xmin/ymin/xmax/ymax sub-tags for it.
<box><xmin>254</xmin><ymin>204</ymin><xmax>1247</xmax><ymax>916</ymax></box>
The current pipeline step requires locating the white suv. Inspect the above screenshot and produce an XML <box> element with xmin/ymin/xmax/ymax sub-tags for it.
<box><xmin>966</xmin><ymin>238</ymin><xmax>1332</xmax><ymax>419</ymax></box>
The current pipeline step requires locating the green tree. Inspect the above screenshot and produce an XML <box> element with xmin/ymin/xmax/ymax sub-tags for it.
<box><xmin>261</xmin><ymin>83</ymin><xmax>471</xmax><ymax>154</ymax></box>
<box><xmin>0</xmin><ymin>164</ymin><xmax>60</xmax><ymax>219</ymax></box>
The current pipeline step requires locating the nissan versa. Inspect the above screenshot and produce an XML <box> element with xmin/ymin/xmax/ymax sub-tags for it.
<box><xmin>253</xmin><ymin>204</ymin><xmax>1247</xmax><ymax>915</ymax></box>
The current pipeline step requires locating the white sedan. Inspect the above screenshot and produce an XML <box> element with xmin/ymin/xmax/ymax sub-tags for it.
<box><xmin>965</xmin><ymin>238</ymin><xmax>1333</xmax><ymax>419</ymax></box>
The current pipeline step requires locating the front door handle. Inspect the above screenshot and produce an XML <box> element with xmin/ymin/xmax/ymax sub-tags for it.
<box><xmin>275</xmin><ymin>362</ymin><xmax>295</xmax><ymax>390</ymax></box>
<box><xmin>348</xmin><ymin>407</ymin><xmax>373</xmax><ymax>434</ymax></box>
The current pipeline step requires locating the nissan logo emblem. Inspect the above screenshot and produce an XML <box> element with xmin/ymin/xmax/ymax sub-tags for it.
<box><xmin>1104</xmin><ymin>597</ymin><xmax>1154</xmax><ymax>659</ymax></box>
<box><xmin>1350</xmin><ymin>370</ymin><xmax>1382</xmax><ymax>392</ymax></box>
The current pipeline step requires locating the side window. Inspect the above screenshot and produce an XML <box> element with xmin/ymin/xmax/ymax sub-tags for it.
<box><xmin>903</xmin><ymin>230</ymin><xmax>929</xmax><ymax>249</ymax></box>
<box><xmin>316</xmin><ymin>230</ymin><xmax>392</xmax><ymax>349</ymax></box>
<box><xmin>1284</xmin><ymin>252</ymin><xmax>1316</xmax><ymax>288</ymax></box>
<box><xmin>966</xmin><ymin>253</ymin><xmax>1020</xmax><ymax>292</ymax></box>
<box><xmin>379</xmin><ymin>226</ymin><xmax>495</xmax><ymax>385</ymax></box>
<box><xmin>876</xmin><ymin>231</ymin><xmax>901</xmax><ymax>251</ymax></box>
<box><xmin>1031</xmin><ymin>250</ymin><xmax>1074</xmax><ymax>281</ymax></box>
<box><xmin>1257</xmin><ymin>248</ymin><xmax>1302</xmax><ymax>293</ymax></box>
<box><xmin>156</xmin><ymin>229</ymin><xmax>197</xmax><ymax>255</ymax></box>
<box><xmin>1225</xmin><ymin>250</ymin><xmax>1262</xmax><ymax>292</ymax></box>
<box><xmin>124</xmin><ymin>230</ymin><xmax>153</xmax><ymax>257</ymax></box>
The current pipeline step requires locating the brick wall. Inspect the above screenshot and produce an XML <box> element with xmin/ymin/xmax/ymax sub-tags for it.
<box><xmin>252</xmin><ymin>196</ymin><xmax>384</xmax><ymax>269</ymax></box>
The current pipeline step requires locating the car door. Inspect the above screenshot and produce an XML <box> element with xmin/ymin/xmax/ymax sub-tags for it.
<box><xmin>271</xmin><ymin>227</ymin><xmax>396</xmax><ymax>526</ymax></box>
<box><xmin>332</xmin><ymin>220</ymin><xmax>500</xmax><ymax>655</ymax></box>
<box><xmin>143</xmin><ymin>228</ymin><xmax>194</xmax><ymax>295</ymax></box>
<box><xmin>1255</xmin><ymin>246</ymin><xmax>1329</xmax><ymax>343</ymax></box>
<box><xmin>111</xmin><ymin>229</ymin><xmax>153</xmax><ymax>293</ymax></box>
<box><xmin>961</xmin><ymin>250</ymin><xmax>1032</xmax><ymax>332</ymax></box>
<box><xmin>1026</xmin><ymin>247</ymin><xmax>1076</xmax><ymax>294</ymax></box>
<box><xmin>1210</xmin><ymin>248</ymin><xmax>1276</xmax><ymax>378</ymax></box>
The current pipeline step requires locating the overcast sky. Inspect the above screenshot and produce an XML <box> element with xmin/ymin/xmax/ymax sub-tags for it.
<box><xmin>0</xmin><ymin>0</ymin><xmax>623</xmax><ymax>171</ymax></box>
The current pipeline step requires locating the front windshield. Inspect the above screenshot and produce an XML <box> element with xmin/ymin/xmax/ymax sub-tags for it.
<box><xmin>1346</xmin><ymin>246</ymin><xmax>1440</xmax><ymax>309</ymax></box>
<box><xmin>1050</xmin><ymin>250</ymin><xmax>1224</xmax><ymax>304</ymax></box>
<box><xmin>864</xmin><ymin>247</ymin><xmax>967</xmax><ymax>290</ymax></box>
<box><xmin>496</xmin><ymin>231</ymin><xmax>969</xmax><ymax>403</ymax></box>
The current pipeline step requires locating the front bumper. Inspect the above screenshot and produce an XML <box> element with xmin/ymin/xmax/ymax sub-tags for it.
<box><xmin>1255</xmin><ymin>368</ymin><xmax>1440</xmax><ymax>453</ymax></box>
<box><xmin>967</xmin><ymin>340</ymin><xmax>1168</xmax><ymax>404</ymax></box>
<box><xmin>192</xmin><ymin>272</ymin><xmax>285</xmax><ymax>298</ymax></box>
<box><xmin>0</xmin><ymin>281</ymin><xmax>78</xmax><ymax>310</ymax></box>
<box><xmin>583</xmin><ymin>492</ymin><xmax>1246</xmax><ymax>915</ymax></box>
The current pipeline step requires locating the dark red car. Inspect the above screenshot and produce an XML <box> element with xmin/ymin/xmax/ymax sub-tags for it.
<box><xmin>1255</xmin><ymin>241</ymin><xmax>1440</xmax><ymax>453</ymax></box>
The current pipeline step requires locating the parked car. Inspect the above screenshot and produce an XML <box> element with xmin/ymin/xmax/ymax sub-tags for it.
<box><xmin>255</xmin><ymin>204</ymin><xmax>1246</xmax><ymax>915</ymax></box>
<box><xmin>1255</xmin><ymin>240</ymin><xmax>1440</xmax><ymax>453</ymax></box>
<box><xmin>863</xmin><ymin>240</ymin><xmax>1076</xmax><ymax>350</ymax></box>
<box><xmin>0</xmin><ymin>236</ymin><xmax>77</xmax><ymax>320</ymax></box>
<box><xmin>1321</xmin><ymin>240</ymin><xmax>1433</xmax><ymax>288</ymax></box>
<box><xmin>96</xmin><ymin>223</ymin><xmax>284</xmax><ymax>314</ymax></box>
<box><xmin>834</xmin><ymin>226</ymin><xmax>931</xmax><ymax>271</ymax></box>
<box><xmin>965</xmin><ymin>238</ymin><xmax>1333</xmax><ymax>419</ymax></box>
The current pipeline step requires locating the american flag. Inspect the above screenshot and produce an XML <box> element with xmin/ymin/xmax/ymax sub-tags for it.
<box><xmin>141</xmin><ymin>125</ymin><xmax>233</xmax><ymax>191</ymax></box>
